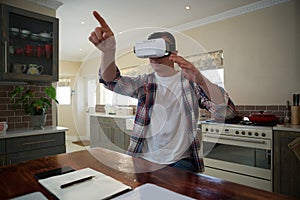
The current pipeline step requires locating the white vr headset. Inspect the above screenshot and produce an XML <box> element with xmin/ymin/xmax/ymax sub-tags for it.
<box><xmin>133</xmin><ymin>38</ymin><xmax>171</xmax><ymax>58</ymax></box>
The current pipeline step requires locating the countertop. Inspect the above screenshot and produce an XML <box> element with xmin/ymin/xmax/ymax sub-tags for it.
<box><xmin>199</xmin><ymin>120</ymin><xmax>300</xmax><ymax>132</ymax></box>
<box><xmin>0</xmin><ymin>147</ymin><xmax>294</xmax><ymax>200</ymax></box>
<box><xmin>0</xmin><ymin>126</ymin><xmax>68</xmax><ymax>139</ymax></box>
<box><xmin>273</xmin><ymin>124</ymin><xmax>300</xmax><ymax>132</ymax></box>
<box><xmin>90</xmin><ymin>112</ymin><xmax>134</xmax><ymax>119</ymax></box>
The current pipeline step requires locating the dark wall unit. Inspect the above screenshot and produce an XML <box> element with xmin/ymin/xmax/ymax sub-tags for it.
<box><xmin>273</xmin><ymin>130</ymin><xmax>300</xmax><ymax>199</ymax></box>
<box><xmin>0</xmin><ymin>4</ymin><xmax>58</xmax><ymax>83</ymax></box>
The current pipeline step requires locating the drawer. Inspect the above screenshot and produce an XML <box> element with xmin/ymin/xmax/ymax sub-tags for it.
<box><xmin>7</xmin><ymin>145</ymin><xmax>65</xmax><ymax>165</ymax></box>
<box><xmin>6</xmin><ymin>132</ymin><xmax>65</xmax><ymax>153</ymax></box>
<box><xmin>98</xmin><ymin>117</ymin><xmax>115</xmax><ymax>125</ymax></box>
<box><xmin>0</xmin><ymin>140</ymin><xmax>5</xmax><ymax>154</ymax></box>
<box><xmin>114</xmin><ymin>118</ymin><xmax>126</xmax><ymax>129</ymax></box>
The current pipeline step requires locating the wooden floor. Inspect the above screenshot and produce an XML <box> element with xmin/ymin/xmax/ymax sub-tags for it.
<box><xmin>66</xmin><ymin>140</ymin><xmax>90</xmax><ymax>153</ymax></box>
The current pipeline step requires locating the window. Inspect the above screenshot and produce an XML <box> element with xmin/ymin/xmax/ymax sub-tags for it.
<box><xmin>57</xmin><ymin>78</ymin><xmax>71</xmax><ymax>105</ymax></box>
<box><xmin>201</xmin><ymin>68</ymin><xmax>224</xmax><ymax>87</ymax></box>
<box><xmin>99</xmin><ymin>50</ymin><xmax>224</xmax><ymax>106</ymax></box>
<box><xmin>100</xmin><ymin>84</ymin><xmax>138</xmax><ymax>106</ymax></box>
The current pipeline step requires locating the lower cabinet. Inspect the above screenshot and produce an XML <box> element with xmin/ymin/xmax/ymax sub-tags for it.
<box><xmin>0</xmin><ymin>155</ymin><xmax>6</xmax><ymax>167</ymax></box>
<box><xmin>90</xmin><ymin>116</ymin><xmax>130</xmax><ymax>153</ymax></box>
<box><xmin>273</xmin><ymin>130</ymin><xmax>300</xmax><ymax>199</ymax></box>
<box><xmin>7</xmin><ymin>146</ymin><xmax>65</xmax><ymax>165</ymax></box>
<box><xmin>0</xmin><ymin>131</ymin><xmax>66</xmax><ymax>166</ymax></box>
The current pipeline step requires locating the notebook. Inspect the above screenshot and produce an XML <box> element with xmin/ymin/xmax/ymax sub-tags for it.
<box><xmin>10</xmin><ymin>192</ymin><xmax>47</xmax><ymax>200</ymax></box>
<box><xmin>113</xmin><ymin>183</ymin><xmax>195</xmax><ymax>200</ymax></box>
<box><xmin>38</xmin><ymin>168</ymin><xmax>131</xmax><ymax>200</ymax></box>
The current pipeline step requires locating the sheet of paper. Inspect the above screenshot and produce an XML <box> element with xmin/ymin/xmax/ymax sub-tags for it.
<box><xmin>113</xmin><ymin>183</ymin><xmax>195</xmax><ymax>200</ymax></box>
<box><xmin>38</xmin><ymin>168</ymin><xmax>131</xmax><ymax>200</ymax></box>
<box><xmin>10</xmin><ymin>192</ymin><xmax>47</xmax><ymax>200</ymax></box>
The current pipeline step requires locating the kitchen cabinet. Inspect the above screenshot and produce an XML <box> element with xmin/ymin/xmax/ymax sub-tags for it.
<box><xmin>0</xmin><ymin>139</ymin><xmax>5</xmax><ymax>166</ymax></box>
<box><xmin>0</xmin><ymin>129</ymin><xmax>66</xmax><ymax>166</ymax></box>
<box><xmin>90</xmin><ymin>115</ymin><xmax>130</xmax><ymax>153</ymax></box>
<box><xmin>0</xmin><ymin>4</ymin><xmax>58</xmax><ymax>83</ymax></box>
<box><xmin>273</xmin><ymin>130</ymin><xmax>300</xmax><ymax>199</ymax></box>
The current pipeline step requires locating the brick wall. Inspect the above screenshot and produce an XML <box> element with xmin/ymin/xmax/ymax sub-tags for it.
<box><xmin>235</xmin><ymin>105</ymin><xmax>287</xmax><ymax>119</ymax></box>
<box><xmin>0</xmin><ymin>84</ymin><xmax>53</xmax><ymax>131</ymax></box>
<box><xmin>200</xmin><ymin>105</ymin><xmax>288</xmax><ymax>122</ymax></box>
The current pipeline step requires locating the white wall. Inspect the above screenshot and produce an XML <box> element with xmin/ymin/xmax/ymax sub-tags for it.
<box><xmin>58</xmin><ymin>60</ymin><xmax>81</xmax><ymax>139</ymax></box>
<box><xmin>80</xmin><ymin>0</ymin><xmax>300</xmax><ymax>106</ymax></box>
<box><xmin>183</xmin><ymin>0</ymin><xmax>299</xmax><ymax>105</ymax></box>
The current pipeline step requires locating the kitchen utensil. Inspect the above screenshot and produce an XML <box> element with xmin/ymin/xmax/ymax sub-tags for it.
<box><xmin>284</xmin><ymin>100</ymin><xmax>290</xmax><ymax>123</ymax></box>
<box><xmin>39</xmin><ymin>32</ymin><xmax>52</xmax><ymax>42</ymax></box>
<box><xmin>30</xmin><ymin>33</ymin><xmax>39</xmax><ymax>41</ymax></box>
<box><xmin>15</xmin><ymin>48</ymin><xmax>24</xmax><ymax>55</ymax></box>
<box><xmin>0</xmin><ymin>121</ymin><xmax>8</xmax><ymax>134</ymax></box>
<box><xmin>10</xmin><ymin>27</ymin><xmax>19</xmax><ymax>36</ymax></box>
<box><xmin>9</xmin><ymin>44</ymin><xmax>14</xmax><ymax>54</ymax></box>
<box><xmin>248</xmin><ymin>111</ymin><xmax>278</xmax><ymax>123</ymax></box>
<box><xmin>45</xmin><ymin>44</ymin><xmax>52</xmax><ymax>59</ymax></box>
<box><xmin>25</xmin><ymin>44</ymin><xmax>33</xmax><ymax>56</ymax></box>
<box><xmin>291</xmin><ymin>106</ymin><xmax>300</xmax><ymax>125</ymax></box>
<box><xmin>27</xmin><ymin>64</ymin><xmax>44</xmax><ymax>75</ymax></box>
<box><xmin>293</xmin><ymin>94</ymin><xmax>300</xmax><ymax>106</ymax></box>
<box><xmin>12</xmin><ymin>63</ymin><xmax>27</xmax><ymax>73</ymax></box>
<box><xmin>36</xmin><ymin>45</ymin><xmax>44</xmax><ymax>58</ymax></box>
<box><xmin>20</xmin><ymin>29</ymin><xmax>31</xmax><ymax>38</ymax></box>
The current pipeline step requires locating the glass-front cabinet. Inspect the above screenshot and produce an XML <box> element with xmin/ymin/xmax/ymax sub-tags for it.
<box><xmin>0</xmin><ymin>4</ymin><xmax>58</xmax><ymax>83</ymax></box>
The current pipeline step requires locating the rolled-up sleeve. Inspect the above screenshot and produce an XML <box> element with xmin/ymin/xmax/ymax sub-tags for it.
<box><xmin>196</xmin><ymin>84</ymin><xmax>236</xmax><ymax>119</ymax></box>
<box><xmin>98</xmin><ymin>67</ymin><xmax>149</xmax><ymax>99</ymax></box>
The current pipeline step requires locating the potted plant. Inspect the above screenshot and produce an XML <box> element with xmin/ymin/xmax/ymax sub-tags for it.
<box><xmin>10</xmin><ymin>85</ymin><xmax>59</xmax><ymax>129</ymax></box>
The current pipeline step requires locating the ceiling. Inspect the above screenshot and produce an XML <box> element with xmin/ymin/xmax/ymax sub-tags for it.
<box><xmin>55</xmin><ymin>0</ymin><xmax>262</xmax><ymax>62</ymax></box>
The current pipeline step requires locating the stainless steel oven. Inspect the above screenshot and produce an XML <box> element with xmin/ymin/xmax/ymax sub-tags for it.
<box><xmin>200</xmin><ymin>122</ymin><xmax>273</xmax><ymax>191</ymax></box>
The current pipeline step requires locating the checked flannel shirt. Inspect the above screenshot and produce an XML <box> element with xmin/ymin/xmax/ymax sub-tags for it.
<box><xmin>99</xmin><ymin>68</ymin><xmax>236</xmax><ymax>172</ymax></box>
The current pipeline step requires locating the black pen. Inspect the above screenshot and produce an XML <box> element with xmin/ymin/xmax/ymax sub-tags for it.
<box><xmin>60</xmin><ymin>175</ymin><xmax>95</xmax><ymax>189</ymax></box>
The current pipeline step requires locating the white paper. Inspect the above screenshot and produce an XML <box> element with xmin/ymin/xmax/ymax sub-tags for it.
<box><xmin>10</xmin><ymin>192</ymin><xmax>47</xmax><ymax>200</ymax></box>
<box><xmin>113</xmin><ymin>183</ymin><xmax>195</xmax><ymax>200</ymax></box>
<box><xmin>38</xmin><ymin>168</ymin><xmax>131</xmax><ymax>200</ymax></box>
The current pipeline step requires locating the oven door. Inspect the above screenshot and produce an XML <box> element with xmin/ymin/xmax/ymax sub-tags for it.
<box><xmin>203</xmin><ymin>133</ymin><xmax>272</xmax><ymax>191</ymax></box>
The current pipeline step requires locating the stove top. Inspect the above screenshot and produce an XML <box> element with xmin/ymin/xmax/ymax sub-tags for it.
<box><xmin>201</xmin><ymin>121</ymin><xmax>273</xmax><ymax>140</ymax></box>
<box><xmin>205</xmin><ymin>114</ymin><xmax>279</xmax><ymax>127</ymax></box>
<box><xmin>206</xmin><ymin>120</ymin><xmax>277</xmax><ymax>127</ymax></box>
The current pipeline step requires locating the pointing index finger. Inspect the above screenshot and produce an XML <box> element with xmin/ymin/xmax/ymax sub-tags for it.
<box><xmin>93</xmin><ymin>11</ymin><xmax>110</xmax><ymax>29</ymax></box>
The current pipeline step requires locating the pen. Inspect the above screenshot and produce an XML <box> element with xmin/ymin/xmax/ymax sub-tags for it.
<box><xmin>60</xmin><ymin>175</ymin><xmax>95</xmax><ymax>189</ymax></box>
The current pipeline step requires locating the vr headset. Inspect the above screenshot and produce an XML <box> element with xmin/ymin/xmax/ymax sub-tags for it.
<box><xmin>133</xmin><ymin>38</ymin><xmax>173</xmax><ymax>58</ymax></box>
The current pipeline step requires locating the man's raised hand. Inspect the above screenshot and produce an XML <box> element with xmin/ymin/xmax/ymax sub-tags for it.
<box><xmin>88</xmin><ymin>11</ymin><xmax>116</xmax><ymax>52</ymax></box>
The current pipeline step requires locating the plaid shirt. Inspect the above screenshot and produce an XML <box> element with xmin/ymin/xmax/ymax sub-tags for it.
<box><xmin>99</xmin><ymin>68</ymin><xmax>236</xmax><ymax>172</ymax></box>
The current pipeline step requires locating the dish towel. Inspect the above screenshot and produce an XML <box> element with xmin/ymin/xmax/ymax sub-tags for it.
<box><xmin>288</xmin><ymin>137</ymin><xmax>300</xmax><ymax>161</ymax></box>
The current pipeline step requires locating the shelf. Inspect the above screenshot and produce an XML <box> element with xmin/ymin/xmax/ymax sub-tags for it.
<box><xmin>1</xmin><ymin>4</ymin><xmax>58</xmax><ymax>83</ymax></box>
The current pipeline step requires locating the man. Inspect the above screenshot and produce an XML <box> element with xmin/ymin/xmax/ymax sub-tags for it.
<box><xmin>89</xmin><ymin>11</ymin><xmax>236</xmax><ymax>173</ymax></box>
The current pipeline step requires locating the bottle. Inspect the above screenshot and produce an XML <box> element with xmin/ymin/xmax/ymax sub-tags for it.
<box><xmin>284</xmin><ymin>100</ymin><xmax>290</xmax><ymax>124</ymax></box>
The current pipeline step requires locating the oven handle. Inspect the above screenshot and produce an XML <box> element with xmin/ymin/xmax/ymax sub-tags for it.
<box><xmin>204</xmin><ymin>134</ymin><xmax>266</xmax><ymax>144</ymax></box>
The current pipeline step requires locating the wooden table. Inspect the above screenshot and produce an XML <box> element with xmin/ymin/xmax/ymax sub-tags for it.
<box><xmin>0</xmin><ymin>147</ymin><xmax>295</xmax><ymax>200</ymax></box>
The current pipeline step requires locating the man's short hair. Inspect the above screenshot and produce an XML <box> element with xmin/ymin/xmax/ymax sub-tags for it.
<box><xmin>148</xmin><ymin>31</ymin><xmax>176</xmax><ymax>52</ymax></box>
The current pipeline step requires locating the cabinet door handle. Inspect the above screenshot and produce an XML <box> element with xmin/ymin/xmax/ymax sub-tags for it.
<box><xmin>4</xmin><ymin>41</ymin><xmax>8</xmax><ymax>73</ymax></box>
<box><xmin>22</xmin><ymin>139</ymin><xmax>55</xmax><ymax>146</ymax></box>
<box><xmin>204</xmin><ymin>134</ymin><xmax>268</xmax><ymax>145</ymax></box>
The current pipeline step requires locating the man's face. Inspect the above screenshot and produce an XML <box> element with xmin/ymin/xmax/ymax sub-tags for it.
<box><xmin>149</xmin><ymin>55</ymin><xmax>173</xmax><ymax>71</ymax></box>
<box><xmin>149</xmin><ymin>37</ymin><xmax>175</xmax><ymax>72</ymax></box>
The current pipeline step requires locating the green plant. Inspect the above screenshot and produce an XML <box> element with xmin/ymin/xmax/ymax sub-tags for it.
<box><xmin>10</xmin><ymin>85</ymin><xmax>59</xmax><ymax>115</ymax></box>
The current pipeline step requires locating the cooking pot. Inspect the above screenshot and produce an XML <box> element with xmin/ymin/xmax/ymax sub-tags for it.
<box><xmin>248</xmin><ymin>111</ymin><xmax>278</xmax><ymax>123</ymax></box>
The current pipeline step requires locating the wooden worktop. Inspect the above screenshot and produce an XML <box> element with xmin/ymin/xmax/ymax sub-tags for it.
<box><xmin>0</xmin><ymin>147</ymin><xmax>294</xmax><ymax>200</ymax></box>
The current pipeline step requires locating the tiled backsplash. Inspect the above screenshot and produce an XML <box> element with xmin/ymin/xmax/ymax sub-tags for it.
<box><xmin>200</xmin><ymin>105</ymin><xmax>288</xmax><ymax>122</ymax></box>
<box><xmin>235</xmin><ymin>105</ymin><xmax>287</xmax><ymax>119</ymax></box>
<box><xmin>1</xmin><ymin>82</ymin><xmax>289</xmax><ymax>131</ymax></box>
<box><xmin>0</xmin><ymin>84</ymin><xmax>53</xmax><ymax>130</ymax></box>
